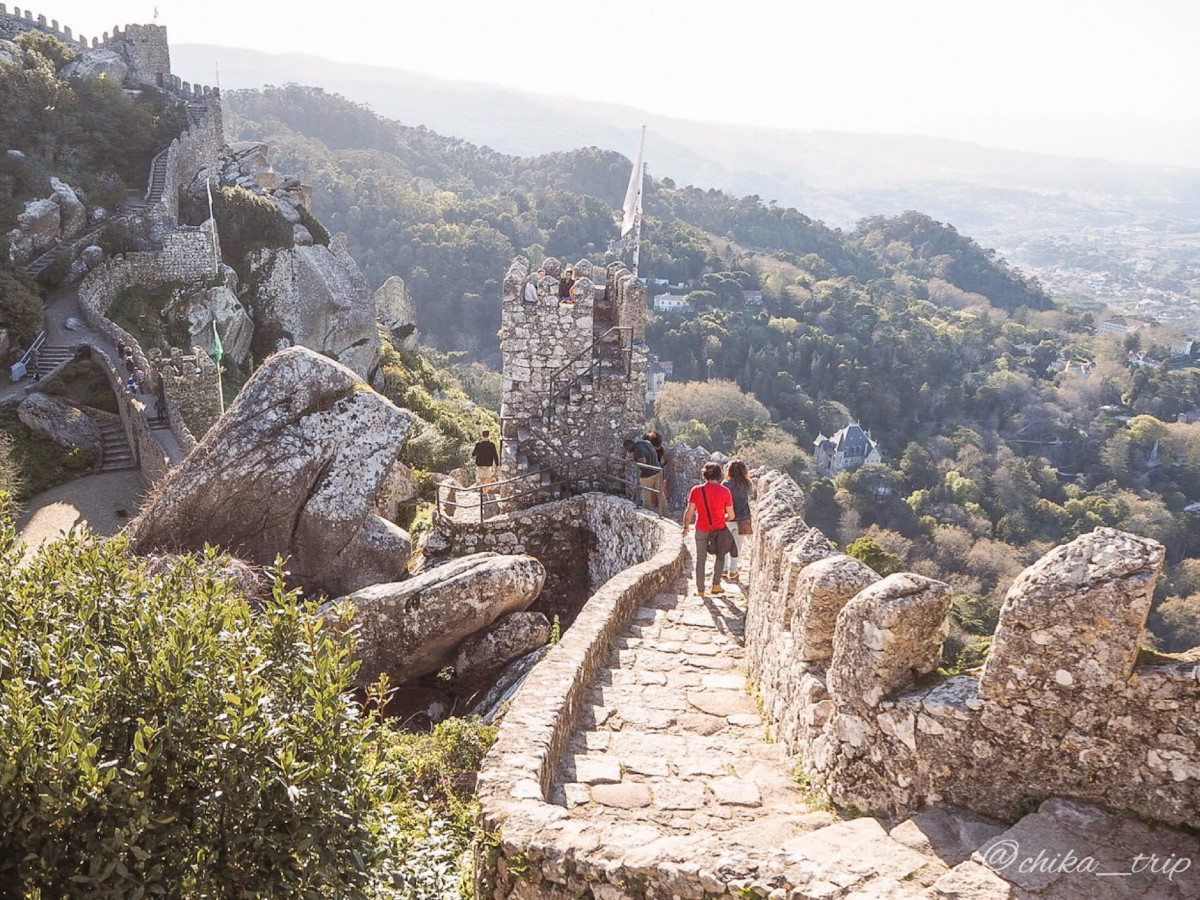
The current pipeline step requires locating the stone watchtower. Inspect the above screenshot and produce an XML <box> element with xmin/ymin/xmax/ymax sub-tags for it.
<box><xmin>498</xmin><ymin>256</ymin><xmax>648</xmax><ymax>490</ymax></box>
<box><xmin>100</xmin><ymin>23</ymin><xmax>171</xmax><ymax>89</ymax></box>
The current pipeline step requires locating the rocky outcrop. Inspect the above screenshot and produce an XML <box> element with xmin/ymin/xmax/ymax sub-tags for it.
<box><xmin>373</xmin><ymin>459</ymin><xmax>419</xmax><ymax>524</ymax></box>
<box><xmin>454</xmin><ymin>611</ymin><xmax>551</xmax><ymax>685</ymax></box>
<box><xmin>59</xmin><ymin>49</ymin><xmax>130</xmax><ymax>83</ymax></box>
<box><xmin>17</xmin><ymin>393</ymin><xmax>102</xmax><ymax>452</ymax></box>
<box><xmin>184</xmin><ymin>285</ymin><xmax>254</xmax><ymax>365</ymax></box>
<box><xmin>247</xmin><ymin>242</ymin><xmax>379</xmax><ymax>379</ymax></box>
<box><xmin>7</xmin><ymin>197</ymin><xmax>58</xmax><ymax>265</ymax></box>
<box><xmin>374</xmin><ymin>275</ymin><xmax>418</xmax><ymax>347</ymax></box>
<box><xmin>128</xmin><ymin>346</ymin><xmax>411</xmax><ymax>598</ymax></box>
<box><xmin>186</xmin><ymin>143</ymin><xmax>379</xmax><ymax>378</ymax></box>
<box><xmin>329</xmin><ymin>552</ymin><xmax>546</xmax><ymax>687</ymax></box>
<box><xmin>49</xmin><ymin>177</ymin><xmax>85</xmax><ymax>236</ymax></box>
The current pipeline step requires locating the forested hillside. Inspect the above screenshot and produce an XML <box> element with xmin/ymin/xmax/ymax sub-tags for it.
<box><xmin>225</xmin><ymin>85</ymin><xmax>1200</xmax><ymax>656</ymax></box>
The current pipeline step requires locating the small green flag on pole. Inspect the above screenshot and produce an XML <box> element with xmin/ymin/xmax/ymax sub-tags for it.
<box><xmin>212</xmin><ymin>321</ymin><xmax>223</xmax><ymax>365</ymax></box>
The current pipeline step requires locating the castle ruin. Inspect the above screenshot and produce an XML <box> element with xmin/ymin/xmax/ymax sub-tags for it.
<box><xmin>498</xmin><ymin>255</ymin><xmax>648</xmax><ymax>491</ymax></box>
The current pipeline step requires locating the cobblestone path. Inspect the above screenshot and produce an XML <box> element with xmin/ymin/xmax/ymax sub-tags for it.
<box><xmin>551</xmin><ymin>566</ymin><xmax>818</xmax><ymax>839</ymax></box>
<box><xmin>541</xmin><ymin>557</ymin><xmax>1200</xmax><ymax>899</ymax></box>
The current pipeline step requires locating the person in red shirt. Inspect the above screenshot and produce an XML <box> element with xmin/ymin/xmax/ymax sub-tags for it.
<box><xmin>681</xmin><ymin>462</ymin><xmax>734</xmax><ymax>597</ymax></box>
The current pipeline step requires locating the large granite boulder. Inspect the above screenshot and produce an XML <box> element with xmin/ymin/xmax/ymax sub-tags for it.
<box><xmin>373</xmin><ymin>459</ymin><xmax>420</xmax><ymax>524</ymax></box>
<box><xmin>454</xmin><ymin>611</ymin><xmax>551</xmax><ymax>685</ymax></box>
<box><xmin>17</xmin><ymin>393</ymin><xmax>101</xmax><ymax>452</ymax></box>
<box><xmin>374</xmin><ymin>275</ymin><xmax>418</xmax><ymax>347</ymax></box>
<box><xmin>59</xmin><ymin>49</ymin><xmax>129</xmax><ymax>83</ymax></box>
<box><xmin>7</xmin><ymin>197</ymin><xmax>59</xmax><ymax>265</ymax></box>
<box><xmin>329</xmin><ymin>552</ymin><xmax>546</xmax><ymax>687</ymax></box>
<box><xmin>247</xmin><ymin>242</ymin><xmax>380</xmax><ymax>379</ymax></box>
<box><xmin>185</xmin><ymin>285</ymin><xmax>254</xmax><ymax>366</ymax></box>
<box><xmin>49</xmin><ymin>177</ymin><xmax>86</xmax><ymax>237</ymax></box>
<box><xmin>128</xmin><ymin>346</ymin><xmax>411</xmax><ymax>598</ymax></box>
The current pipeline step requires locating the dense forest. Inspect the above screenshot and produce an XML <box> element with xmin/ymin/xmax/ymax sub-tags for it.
<box><xmin>225</xmin><ymin>85</ymin><xmax>1200</xmax><ymax>657</ymax></box>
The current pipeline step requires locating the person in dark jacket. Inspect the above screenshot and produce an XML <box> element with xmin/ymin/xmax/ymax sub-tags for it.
<box><xmin>472</xmin><ymin>429</ymin><xmax>500</xmax><ymax>492</ymax></box>
<box><xmin>623</xmin><ymin>436</ymin><xmax>662</xmax><ymax>511</ymax></box>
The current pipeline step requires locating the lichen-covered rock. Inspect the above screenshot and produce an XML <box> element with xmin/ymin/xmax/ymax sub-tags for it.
<box><xmin>373</xmin><ymin>459</ymin><xmax>419</xmax><ymax>523</ymax></box>
<box><xmin>455</xmin><ymin>611</ymin><xmax>551</xmax><ymax>685</ymax></box>
<box><xmin>374</xmin><ymin>275</ymin><xmax>417</xmax><ymax>348</ymax></box>
<box><xmin>828</xmin><ymin>573</ymin><xmax>952</xmax><ymax>712</ymax></box>
<box><xmin>7</xmin><ymin>197</ymin><xmax>59</xmax><ymax>264</ymax></box>
<box><xmin>980</xmin><ymin>527</ymin><xmax>1164</xmax><ymax>697</ymax></box>
<box><xmin>127</xmin><ymin>346</ymin><xmax>411</xmax><ymax>598</ymax></box>
<box><xmin>17</xmin><ymin>393</ymin><xmax>101</xmax><ymax>451</ymax></box>
<box><xmin>247</xmin><ymin>243</ymin><xmax>380</xmax><ymax>379</ymax></box>
<box><xmin>49</xmin><ymin>177</ymin><xmax>85</xmax><ymax>237</ymax></box>
<box><xmin>794</xmin><ymin>554</ymin><xmax>880</xmax><ymax>661</ymax></box>
<box><xmin>59</xmin><ymin>48</ymin><xmax>129</xmax><ymax>83</ymax></box>
<box><xmin>185</xmin><ymin>285</ymin><xmax>254</xmax><ymax>365</ymax></box>
<box><xmin>329</xmin><ymin>552</ymin><xmax>546</xmax><ymax>686</ymax></box>
<box><xmin>80</xmin><ymin>244</ymin><xmax>105</xmax><ymax>268</ymax></box>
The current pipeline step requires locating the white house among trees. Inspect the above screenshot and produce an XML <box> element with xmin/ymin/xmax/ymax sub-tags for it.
<box><xmin>812</xmin><ymin>422</ymin><xmax>882</xmax><ymax>476</ymax></box>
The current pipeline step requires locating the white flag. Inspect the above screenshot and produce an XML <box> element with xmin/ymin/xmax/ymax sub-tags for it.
<box><xmin>620</xmin><ymin>126</ymin><xmax>645</xmax><ymax>236</ymax></box>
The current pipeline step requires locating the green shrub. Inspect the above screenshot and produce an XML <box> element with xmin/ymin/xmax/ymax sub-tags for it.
<box><xmin>0</xmin><ymin>525</ymin><xmax>414</xmax><ymax>898</ymax></box>
<box><xmin>212</xmin><ymin>186</ymin><xmax>294</xmax><ymax>282</ymax></box>
<box><xmin>298</xmin><ymin>203</ymin><xmax>331</xmax><ymax>246</ymax></box>
<box><xmin>38</xmin><ymin>357</ymin><xmax>120</xmax><ymax>414</ymax></box>
<box><xmin>0</xmin><ymin>269</ymin><xmax>45</xmax><ymax>346</ymax></box>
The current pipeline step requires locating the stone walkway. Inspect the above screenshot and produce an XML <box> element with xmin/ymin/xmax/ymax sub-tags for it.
<box><xmin>551</xmin><ymin>567</ymin><xmax>812</xmax><ymax>835</ymax></box>
<box><xmin>541</xmin><ymin>553</ymin><xmax>1200</xmax><ymax>899</ymax></box>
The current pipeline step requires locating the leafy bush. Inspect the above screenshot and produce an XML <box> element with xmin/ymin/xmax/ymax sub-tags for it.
<box><xmin>38</xmin><ymin>357</ymin><xmax>120</xmax><ymax>414</ymax></box>
<box><xmin>0</xmin><ymin>526</ymin><xmax>416</xmax><ymax>898</ymax></box>
<box><xmin>298</xmin><ymin>202</ymin><xmax>331</xmax><ymax>246</ymax></box>
<box><xmin>0</xmin><ymin>269</ymin><xmax>45</xmax><ymax>346</ymax></box>
<box><xmin>212</xmin><ymin>185</ymin><xmax>294</xmax><ymax>281</ymax></box>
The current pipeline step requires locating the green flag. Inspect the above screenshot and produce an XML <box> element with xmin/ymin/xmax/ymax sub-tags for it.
<box><xmin>212</xmin><ymin>321</ymin><xmax>223</xmax><ymax>365</ymax></box>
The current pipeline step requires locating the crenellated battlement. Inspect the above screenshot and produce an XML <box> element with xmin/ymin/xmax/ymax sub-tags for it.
<box><xmin>0</xmin><ymin>6</ymin><xmax>171</xmax><ymax>87</ymax></box>
<box><xmin>744</xmin><ymin>469</ymin><xmax>1200</xmax><ymax>827</ymax></box>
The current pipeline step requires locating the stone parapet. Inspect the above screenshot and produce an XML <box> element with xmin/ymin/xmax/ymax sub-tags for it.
<box><xmin>472</xmin><ymin>495</ymin><xmax>683</xmax><ymax>896</ymax></box>
<box><xmin>741</xmin><ymin>469</ymin><xmax>1199</xmax><ymax>828</ymax></box>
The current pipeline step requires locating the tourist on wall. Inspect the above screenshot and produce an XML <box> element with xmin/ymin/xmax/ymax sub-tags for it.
<box><xmin>644</xmin><ymin>429</ymin><xmax>669</xmax><ymax>515</ymax></box>
<box><xmin>681</xmin><ymin>461</ymin><xmax>735</xmax><ymax>597</ymax></box>
<box><xmin>558</xmin><ymin>266</ymin><xmax>575</xmax><ymax>306</ymax></box>
<box><xmin>472</xmin><ymin>429</ymin><xmax>500</xmax><ymax>493</ymax></box>
<box><xmin>524</xmin><ymin>268</ymin><xmax>544</xmax><ymax>305</ymax></box>
<box><xmin>623</xmin><ymin>435</ymin><xmax>662</xmax><ymax>511</ymax></box>
<box><xmin>722</xmin><ymin>458</ymin><xmax>752</xmax><ymax>581</ymax></box>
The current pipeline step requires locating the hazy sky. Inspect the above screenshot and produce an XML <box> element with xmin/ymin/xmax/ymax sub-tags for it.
<box><xmin>22</xmin><ymin>0</ymin><xmax>1200</xmax><ymax>167</ymax></box>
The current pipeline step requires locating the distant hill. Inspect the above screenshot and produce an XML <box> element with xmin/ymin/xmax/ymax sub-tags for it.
<box><xmin>175</xmin><ymin>43</ymin><xmax>1200</xmax><ymax>241</ymax></box>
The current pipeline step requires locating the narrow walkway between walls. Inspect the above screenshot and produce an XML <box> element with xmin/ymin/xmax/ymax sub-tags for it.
<box><xmin>527</xmin><ymin>550</ymin><xmax>1200</xmax><ymax>900</ymax></box>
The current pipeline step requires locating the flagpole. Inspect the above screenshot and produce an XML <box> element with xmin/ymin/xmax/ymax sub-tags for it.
<box><xmin>631</xmin><ymin>161</ymin><xmax>646</xmax><ymax>279</ymax></box>
<box><xmin>620</xmin><ymin>126</ymin><xmax>646</xmax><ymax>278</ymax></box>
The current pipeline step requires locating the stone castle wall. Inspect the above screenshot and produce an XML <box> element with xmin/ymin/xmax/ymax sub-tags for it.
<box><xmin>78</xmin><ymin>227</ymin><xmax>223</xmax><ymax>445</ymax></box>
<box><xmin>499</xmin><ymin>256</ymin><xmax>648</xmax><ymax>485</ymax></box>
<box><xmin>742</xmin><ymin>469</ymin><xmax>1200</xmax><ymax>828</ymax></box>
<box><xmin>156</xmin><ymin>347</ymin><xmax>222</xmax><ymax>442</ymax></box>
<box><xmin>150</xmin><ymin>93</ymin><xmax>224</xmax><ymax>225</ymax></box>
<box><xmin>0</xmin><ymin>8</ymin><xmax>171</xmax><ymax>86</ymax></box>
<box><xmin>83</xmin><ymin>343</ymin><xmax>169</xmax><ymax>486</ymax></box>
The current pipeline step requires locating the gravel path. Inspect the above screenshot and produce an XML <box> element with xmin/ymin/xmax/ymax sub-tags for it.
<box><xmin>14</xmin><ymin>470</ymin><xmax>144</xmax><ymax>561</ymax></box>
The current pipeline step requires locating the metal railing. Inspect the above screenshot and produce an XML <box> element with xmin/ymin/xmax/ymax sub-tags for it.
<box><xmin>10</xmin><ymin>331</ymin><xmax>46</xmax><ymax>382</ymax></box>
<box><xmin>437</xmin><ymin>452</ymin><xmax>661</xmax><ymax>520</ymax></box>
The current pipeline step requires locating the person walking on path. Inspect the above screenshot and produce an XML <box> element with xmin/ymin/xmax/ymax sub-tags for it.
<box><xmin>682</xmin><ymin>461</ymin><xmax>734</xmax><ymax>597</ymax></box>
<box><xmin>722</xmin><ymin>458</ymin><xmax>752</xmax><ymax>581</ymax></box>
<box><xmin>472</xmin><ymin>429</ymin><xmax>500</xmax><ymax>493</ymax></box>
<box><xmin>624</xmin><ymin>435</ymin><xmax>662</xmax><ymax>511</ymax></box>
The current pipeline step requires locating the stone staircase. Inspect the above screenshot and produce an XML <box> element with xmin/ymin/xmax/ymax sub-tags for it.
<box><xmin>34</xmin><ymin>344</ymin><xmax>76</xmax><ymax>373</ymax></box>
<box><xmin>21</xmin><ymin>220</ymin><xmax>106</xmax><ymax>282</ymax></box>
<box><xmin>98</xmin><ymin>420</ymin><xmax>137</xmax><ymax>473</ymax></box>
<box><xmin>145</xmin><ymin>150</ymin><xmax>169</xmax><ymax>205</ymax></box>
